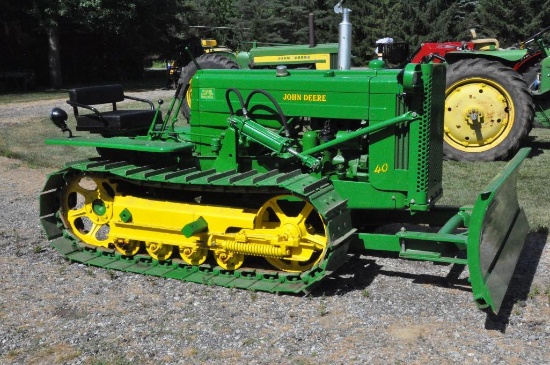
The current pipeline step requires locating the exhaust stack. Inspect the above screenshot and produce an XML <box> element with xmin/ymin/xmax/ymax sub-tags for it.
<box><xmin>334</xmin><ymin>1</ymin><xmax>352</xmax><ymax>70</ymax></box>
<box><xmin>308</xmin><ymin>13</ymin><xmax>316</xmax><ymax>48</ymax></box>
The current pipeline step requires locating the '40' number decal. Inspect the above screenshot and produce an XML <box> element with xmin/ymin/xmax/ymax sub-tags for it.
<box><xmin>374</xmin><ymin>163</ymin><xmax>389</xmax><ymax>174</ymax></box>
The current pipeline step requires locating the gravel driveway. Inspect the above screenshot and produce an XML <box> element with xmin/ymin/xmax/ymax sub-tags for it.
<box><xmin>0</xmin><ymin>89</ymin><xmax>548</xmax><ymax>364</ymax></box>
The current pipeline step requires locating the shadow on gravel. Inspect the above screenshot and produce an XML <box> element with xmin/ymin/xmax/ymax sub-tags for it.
<box><xmin>314</xmin><ymin>253</ymin><xmax>471</xmax><ymax>297</ymax></box>
<box><xmin>311</xmin><ymin>232</ymin><xmax>547</xmax><ymax>333</ymax></box>
<box><xmin>379</xmin><ymin>263</ymin><xmax>472</xmax><ymax>291</ymax></box>
<box><xmin>309</xmin><ymin>255</ymin><xmax>383</xmax><ymax>295</ymax></box>
<box><xmin>484</xmin><ymin>231</ymin><xmax>548</xmax><ymax>332</ymax></box>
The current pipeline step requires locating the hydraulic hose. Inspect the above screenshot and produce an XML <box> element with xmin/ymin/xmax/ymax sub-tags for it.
<box><xmin>225</xmin><ymin>88</ymin><xmax>248</xmax><ymax>117</ymax></box>
<box><xmin>244</xmin><ymin>89</ymin><xmax>291</xmax><ymax>137</ymax></box>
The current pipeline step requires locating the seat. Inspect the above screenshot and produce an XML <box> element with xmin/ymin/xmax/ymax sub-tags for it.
<box><xmin>67</xmin><ymin>84</ymin><xmax>161</xmax><ymax>136</ymax></box>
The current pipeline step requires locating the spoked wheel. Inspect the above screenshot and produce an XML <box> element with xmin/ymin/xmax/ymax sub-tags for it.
<box><xmin>256</xmin><ymin>195</ymin><xmax>327</xmax><ymax>273</ymax></box>
<box><xmin>62</xmin><ymin>175</ymin><xmax>115</xmax><ymax>249</ymax></box>
<box><xmin>443</xmin><ymin>58</ymin><xmax>533</xmax><ymax>161</ymax></box>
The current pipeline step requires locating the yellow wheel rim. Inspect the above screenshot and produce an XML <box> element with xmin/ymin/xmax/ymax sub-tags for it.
<box><xmin>185</xmin><ymin>79</ymin><xmax>192</xmax><ymax>114</ymax></box>
<box><xmin>256</xmin><ymin>195</ymin><xmax>327</xmax><ymax>273</ymax></box>
<box><xmin>444</xmin><ymin>77</ymin><xmax>515</xmax><ymax>153</ymax></box>
<box><xmin>62</xmin><ymin>175</ymin><xmax>115</xmax><ymax>248</ymax></box>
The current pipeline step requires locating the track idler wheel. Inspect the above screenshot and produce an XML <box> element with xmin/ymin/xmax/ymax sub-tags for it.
<box><xmin>62</xmin><ymin>175</ymin><xmax>116</xmax><ymax>249</ymax></box>
<box><xmin>213</xmin><ymin>251</ymin><xmax>245</xmax><ymax>270</ymax></box>
<box><xmin>114</xmin><ymin>239</ymin><xmax>141</xmax><ymax>256</ymax></box>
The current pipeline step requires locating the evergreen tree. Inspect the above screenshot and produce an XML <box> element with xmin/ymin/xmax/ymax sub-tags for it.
<box><xmin>475</xmin><ymin>0</ymin><xmax>549</xmax><ymax>46</ymax></box>
<box><xmin>3</xmin><ymin>0</ymin><xmax>549</xmax><ymax>87</ymax></box>
<box><xmin>30</xmin><ymin>0</ymin><xmax>185</xmax><ymax>86</ymax></box>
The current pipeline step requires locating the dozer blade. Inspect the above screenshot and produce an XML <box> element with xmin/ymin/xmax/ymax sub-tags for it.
<box><xmin>467</xmin><ymin>148</ymin><xmax>530</xmax><ymax>313</ymax></box>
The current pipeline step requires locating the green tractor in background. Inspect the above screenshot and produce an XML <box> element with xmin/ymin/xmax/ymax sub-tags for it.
<box><xmin>400</xmin><ymin>26</ymin><xmax>550</xmax><ymax>161</ymax></box>
<box><xmin>176</xmin><ymin>8</ymin><xmax>344</xmax><ymax>120</ymax></box>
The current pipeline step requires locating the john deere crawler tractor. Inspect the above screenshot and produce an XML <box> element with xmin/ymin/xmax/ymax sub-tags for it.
<box><xmin>40</xmin><ymin>3</ymin><xmax>530</xmax><ymax>314</ymax></box>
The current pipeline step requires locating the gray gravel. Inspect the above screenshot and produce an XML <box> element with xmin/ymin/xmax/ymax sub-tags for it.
<box><xmin>0</xmin><ymin>92</ymin><xmax>548</xmax><ymax>364</ymax></box>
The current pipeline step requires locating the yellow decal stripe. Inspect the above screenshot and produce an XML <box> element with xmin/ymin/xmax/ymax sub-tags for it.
<box><xmin>254</xmin><ymin>54</ymin><xmax>332</xmax><ymax>70</ymax></box>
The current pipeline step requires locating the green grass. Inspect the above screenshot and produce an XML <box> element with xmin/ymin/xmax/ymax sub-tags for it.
<box><xmin>0</xmin><ymin>90</ymin><xmax>66</xmax><ymax>104</ymax></box>
<box><xmin>0</xmin><ymin>116</ymin><xmax>98</xmax><ymax>168</ymax></box>
<box><xmin>439</xmin><ymin>128</ymin><xmax>550</xmax><ymax>230</ymax></box>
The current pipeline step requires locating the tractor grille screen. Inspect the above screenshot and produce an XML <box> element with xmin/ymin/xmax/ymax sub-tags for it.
<box><xmin>417</xmin><ymin>64</ymin><xmax>444</xmax><ymax>197</ymax></box>
<box><xmin>417</xmin><ymin>80</ymin><xmax>431</xmax><ymax>193</ymax></box>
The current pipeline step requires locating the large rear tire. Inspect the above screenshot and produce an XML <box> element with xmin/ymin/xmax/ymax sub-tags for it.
<box><xmin>178</xmin><ymin>53</ymin><xmax>239</xmax><ymax>120</ymax></box>
<box><xmin>443</xmin><ymin>58</ymin><xmax>534</xmax><ymax>161</ymax></box>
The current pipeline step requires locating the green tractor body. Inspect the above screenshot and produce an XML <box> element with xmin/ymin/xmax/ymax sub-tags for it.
<box><xmin>176</xmin><ymin>42</ymin><xmax>340</xmax><ymax>119</ymax></box>
<box><xmin>41</xmin><ymin>60</ymin><xmax>530</xmax><ymax>314</ymax></box>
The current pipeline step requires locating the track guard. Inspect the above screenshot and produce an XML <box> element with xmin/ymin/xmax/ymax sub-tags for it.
<box><xmin>467</xmin><ymin>148</ymin><xmax>530</xmax><ymax>313</ymax></box>
<box><xmin>40</xmin><ymin>169</ymin><xmax>67</xmax><ymax>240</ymax></box>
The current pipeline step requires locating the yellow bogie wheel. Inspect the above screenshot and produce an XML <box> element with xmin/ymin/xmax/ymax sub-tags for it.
<box><xmin>179</xmin><ymin>246</ymin><xmax>208</xmax><ymax>265</ymax></box>
<box><xmin>62</xmin><ymin>175</ymin><xmax>115</xmax><ymax>249</ymax></box>
<box><xmin>256</xmin><ymin>195</ymin><xmax>327</xmax><ymax>273</ymax></box>
<box><xmin>146</xmin><ymin>242</ymin><xmax>173</xmax><ymax>261</ymax></box>
<box><xmin>214</xmin><ymin>251</ymin><xmax>245</xmax><ymax>270</ymax></box>
<box><xmin>443</xmin><ymin>58</ymin><xmax>533</xmax><ymax>161</ymax></box>
<box><xmin>114</xmin><ymin>239</ymin><xmax>141</xmax><ymax>256</ymax></box>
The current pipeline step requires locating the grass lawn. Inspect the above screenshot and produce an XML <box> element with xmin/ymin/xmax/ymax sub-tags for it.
<box><xmin>439</xmin><ymin>128</ymin><xmax>550</xmax><ymax>231</ymax></box>
<box><xmin>0</xmin><ymin>115</ymin><xmax>99</xmax><ymax>168</ymax></box>
<box><xmin>0</xmin><ymin>90</ymin><xmax>67</xmax><ymax>104</ymax></box>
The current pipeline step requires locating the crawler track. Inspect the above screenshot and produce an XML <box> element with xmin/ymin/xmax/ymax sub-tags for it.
<box><xmin>40</xmin><ymin>158</ymin><xmax>355</xmax><ymax>293</ymax></box>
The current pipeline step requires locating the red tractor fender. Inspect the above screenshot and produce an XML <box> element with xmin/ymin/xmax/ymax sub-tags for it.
<box><xmin>410</xmin><ymin>42</ymin><xmax>466</xmax><ymax>63</ymax></box>
<box><xmin>411</xmin><ymin>41</ymin><xmax>538</xmax><ymax>71</ymax></box>
<box><xmin>513</xmin><ymin>51</ymin><xmax>544</xmax><ymax>73</ymax></box>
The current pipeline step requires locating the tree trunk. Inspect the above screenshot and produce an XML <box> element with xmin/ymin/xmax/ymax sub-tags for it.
<box><xmin>48</xmin><ymin>24</ymin><xmax>62</xmax><ymax>89</ymax></box>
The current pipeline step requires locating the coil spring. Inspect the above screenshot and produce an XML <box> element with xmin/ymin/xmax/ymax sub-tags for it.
<box><xmin>220</xmin><ymin>240</ymin><xmax>289</xmax><ymax>258</ymax></box>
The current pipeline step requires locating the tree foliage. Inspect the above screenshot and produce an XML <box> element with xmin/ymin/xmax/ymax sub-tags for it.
<box><xmin>0</xmin><ymin>0</ymin><xmax>548</xmax><ymax>88</ymax></box>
